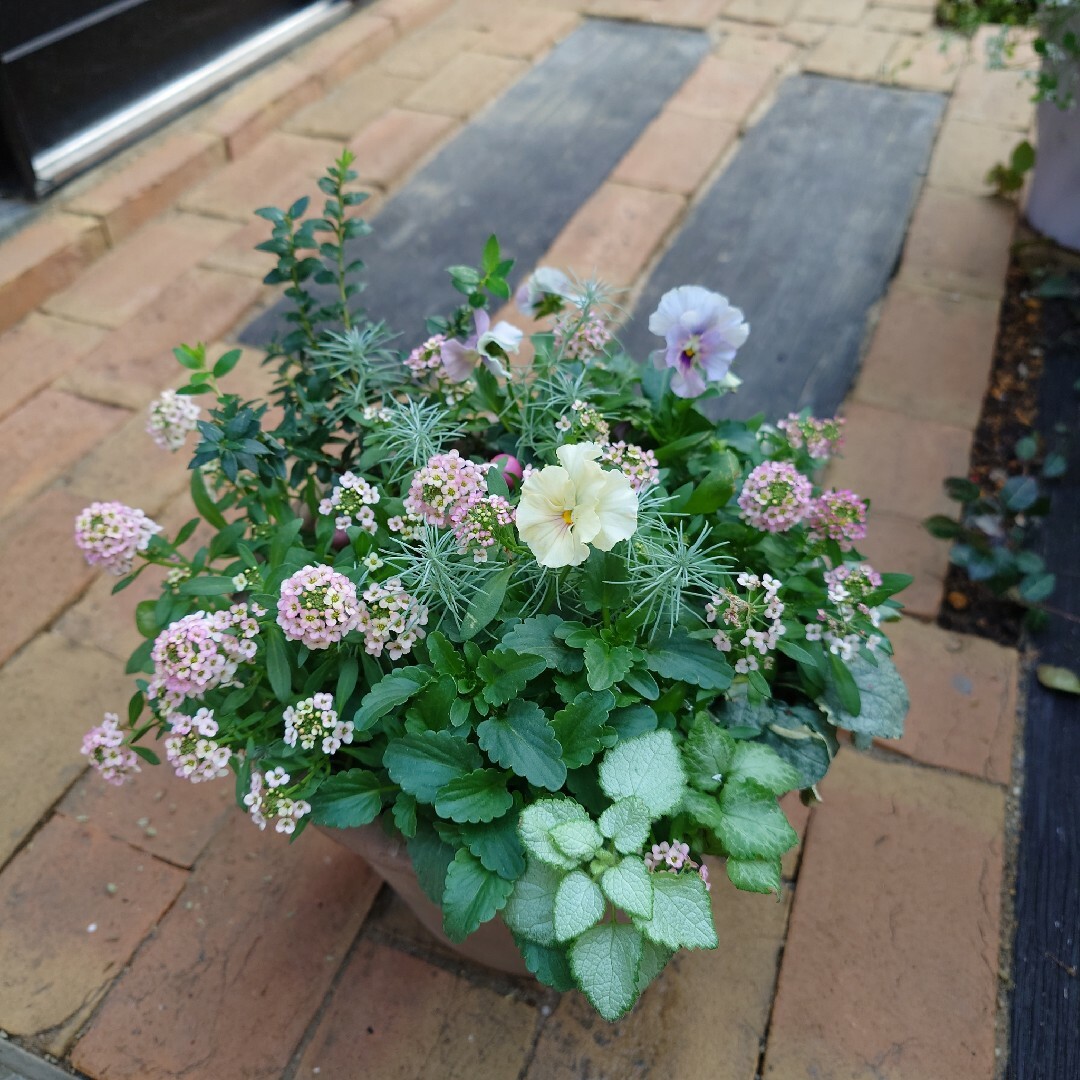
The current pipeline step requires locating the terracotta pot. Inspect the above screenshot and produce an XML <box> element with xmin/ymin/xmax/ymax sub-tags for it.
<box><xmin>320</xmin><ymin>822</ymin><xmax>531</xmax><ymax>978</ymax></box>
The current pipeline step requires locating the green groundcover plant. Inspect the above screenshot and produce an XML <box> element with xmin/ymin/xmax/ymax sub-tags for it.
<box><xmin>76</xmin><ymin>153</ymin><xmax>910</xmax><ymax>1021</ymax></box>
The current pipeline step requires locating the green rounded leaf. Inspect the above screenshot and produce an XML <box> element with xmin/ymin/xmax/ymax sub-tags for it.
<box><xmin>384</xmin><ymin>730</ymin><xmax>482</xmax><ymax>804</ymax></box>
<box><xmin>554</xmin><ymin>870</ymin><xmax>606</xmax><ymax>943</ymax></box>
<box><xmin>569</xmin><ymin>923</ymin><xmax>644</xmax><ymax>1022</ymax></box>
<box><xmin>309</xmin><ymin>769</ymin><xmax>386</xmax><ymax>828</ymax></box>
<box><xmin>715</xmin><ymin>781</ymin><xmax>798</xmax><ymax>860</ymax></box>
<box><xmin>442</xmin><ymin>848</ymin><xmax>515</xmax><ymax>943</ymax></box>
<box><xmin>550</xmin><ymin>819</ymin><xmax>603</xmax><ymax>862</ymax></box>
<box><xmin>726</xmin><ymin>857</ymin><xmax>782</xmax><ymax>896</ymax></box>
<box><xmin>598</xmin><ymin>730</ymin><xmax>686</xmax><ymax>817</ymax></box>
<box><xmin>434</xmin><ymin>768</ymin><xmax>514</xmax><ymax>823</ymax></box>
<box><xmin>519</xmin><ymin>798</ymin><xmax>590</xmax><ymax>869</ymax></box>
<box><xmin>503</xmin><ymin>859</ymin><xmax>564</xmax><ymax>946</ymax></box>
<box><xmin>633</xmin><ymin>872</ymin><xmax>717</xmax><ymax>951</ymax></box>
<box><xmin>601</xmin><ymin>856</ymin><xmax>654</xmax><ymax>920</ymax></box>
<box><xmin>598</xmin><ymin>796</ymin><xmax>653</xmax><ymax>855</ymax></box>
<box><xmin>477</xmin><ymin>699</ymin><xmax>567</xmax><ymax>791</ymax></box>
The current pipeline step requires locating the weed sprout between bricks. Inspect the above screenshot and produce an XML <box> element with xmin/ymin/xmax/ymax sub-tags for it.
<box><xmin>73</xmin><ymin>151</ymin><xmax>911</xmax><ymax>1022</ymax></box>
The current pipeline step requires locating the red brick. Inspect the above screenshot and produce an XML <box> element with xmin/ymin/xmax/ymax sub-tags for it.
<box><xmin>182</xmin><ymin>132</ymin><xmax>345</xmax><ymax>222</ymax></box>
<box><xmin>199</xmin><ymin>216</ymin><xmax>278</xmax><ymax>279</ymax></box>
<box><xmin>349</xmin><ymin>108</ymin><xmax>458</xmax><ymax>189</ymax></box>
<box><xmin>379</xmin><ymin>25</ymin><xmax>483</xmax><ymax>78</ymax></box>
<box><xmin>201</xmin><ymin>60</ymin><xmax>323</xmax><ymax>159</ymax></box>
<box><xmin>927</xmin><ymin>116</ymin><xmax>1022</xmax><ymax>193</ymax></box>
<box><xmin>898</xmin><ymin>187</ymin><xmax>1016</xmax><ymax>300</ymax></box>
<box><xmin>0</xmin><ymin>816</ymin><xmax>186</xmax><ymax>1053</ymax></box>
<box><xmin>527</xmin><ymin>864</ymin><xmax>791</xmax><ymax>1078</ymax></box>
<box><xmin>0</xmin><ymin>633</ymin><xmax>135</xmax><ymax>865</ymax></box>
<box><xmin>825</xmin><ymin>402</ymin><xmax>973</xmax><ymax>520</ymax></box>
<box><xmin>724</xmin><ymin>0</ymin><xmax>800</xmax><ymax>26</ymax></box>
<box><xmin>64</xmin><ymin>406</ymin><xmax>193</xmax><ymax>513</ymax></box>
<box><xmin>588</xmin><ymin>0</ymin><xmax>727</xmax><ymax>26</ymax></box>
<box><xmin>287</xmin><ymin>70</ymin><xmax>421</xmax><ymax>142</ymax></box>
<box><xmin>65</xmin><ymin>132</ymin><xmax>227</xmax><ymax>245</ymax></box>
<box><xmin>543</xmin><ymin>183</ymin><xmax>684</xmax><ymax>288</ymax></box>
<box><xmin>857</xmin><ymin>508</ymin><xmax>949</xmax><ymax>620</ymax></box>
<box><xmin>0</xmin><ymin>489</ymin><xmax>98</xmax><ymax>665</ymax></box>
<box><xmin>796</xmin><ymin>0</ymin><xmax>867</xmax><ymax>23</ymax></box>
<box><xmin>403</xmin><ymin>52</ymin><xmax>528</xmax><ymax>118</ymax></box>
<box><xmin>296</xmin><ymin>940</ymin><xmax>537</xmax><ymax>1077</ymax></box>
<box><xmin>669</xmin><ymin>56</ymin><xmax>776</xmax><ymax>124</ymax></box>
<box><xmin>71</xmin><ymin>815</ymin><xmax>382</xmax><ymax>1080</ymax></box>
<box><xmin>57</xmin><ymin>268</ymin><xmax>263</xmax><ymax>408</ymax></box>
<box><xmin>58</xmin><ymin>745</ymin><xmax>234</xmax><ymax>869</ymax></box>
<box><xmin>888</xmin><ymin>31</ymin><xmax>968</xmax><ymax>91</ymax></box>
<box><xmin>0</xmin><ymin>391</ymin><xmax>128</xmax><ymax>518</ymax></box>
<box><xmin>0</xmin><ymin>214</ymin><xmax>107</xmax><ymax>333</ymax></box>
<box><xmin>714</xmin><ymin>33</ymin><xmax>799</xmax><ymax>70</ymax></box>
<box><xmin>804</xmin><ymin>25</ymin><xmax>900</xmax><ymax>79</ymax></box>
<box><xmin>854</xmin><ymin>284</ymin><xmax>1001</xmax><ymax>429</ymax></box>
<box><xmin>612</xmin><ymin>110</ymin><xmax>737</xmax><ymax>195</ymax></box>
<box><xmin>763</xmin><ymin>751</ymin><xmax>1003</xmax><ymax>1080</ymax></box>
<box><xmin>862</xmin><ymin>4</ymin><xmax>932</xmax><ymax>31</ymax></box>
<box><xmin>375</xmin><ymin>0</ymin><xmax>454</xmax><ymax>33</ymax></box>
<box><xmin>469</xmin><ymin>6</ymin><xmax>580</xmax><ymax>56</ymax></box>
<box><xmin>293</xmin><ymin>13</ymin><xmax>397</xmax><ymax>88</ymax></box>
<box><xmin>0</xmin><ymin>314</ymin><xmax>106</xmax><ymax>421</ymax></box>
<box><xmin>42</xmin><ymin>214</ymin><xmax>235</xmax><ymax>328</ymax></box>
<box><xmin>951</xmin><ymin>61</ymin><xmax>1037</xmax><ymax>131</ymax></box>
<box><xmin>881</xmin><ymin>617</ymin><xmax>1017</xmax><ymax>783</ymax></box>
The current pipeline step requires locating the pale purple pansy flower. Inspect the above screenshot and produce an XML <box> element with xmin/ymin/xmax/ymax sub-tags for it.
<box><xmin>515</xmin><ymin>266</ymin><xmax>580</xmax><ymax>317</ymax></box>
<box><xmin>440</xmin><ymin>308</ymin><xmax>523</xmax><ymax>383</ymax></box>
<box><xmin>648</xmin><ymin>285</ymin><xmax>749</xmax><ymax>399</ymax></box>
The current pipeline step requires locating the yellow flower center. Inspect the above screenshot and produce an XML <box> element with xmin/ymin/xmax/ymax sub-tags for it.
<box><xmin>562</xmin><ymin>509</ymin><xmax>574</xmax><ymax>526</ymax></box>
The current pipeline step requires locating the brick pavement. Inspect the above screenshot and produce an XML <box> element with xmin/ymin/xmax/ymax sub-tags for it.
<box><xmin>0</xmin><ymin>0</ymin><xmax>1034</xmax><ymax>1076</ymax></box>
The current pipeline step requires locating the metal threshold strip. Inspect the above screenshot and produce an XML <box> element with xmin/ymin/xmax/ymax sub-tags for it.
<box><xmin>30</xmin><ymin>0</ymin><xmax>350</xmax><ymax>193</ymax></box>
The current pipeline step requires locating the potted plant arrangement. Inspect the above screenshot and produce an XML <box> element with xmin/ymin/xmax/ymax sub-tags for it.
<box><xmin>76</xmin><ymin>152</ymin><xmax>910</xmax><ymax>1022</ymax></box>
<box><xmin>964</xmin><ymin>0</ymin><xmax>1080</xmax><ymax>248</ymax></box>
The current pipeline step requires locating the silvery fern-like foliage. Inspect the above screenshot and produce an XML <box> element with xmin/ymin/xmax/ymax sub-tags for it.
<box><xmin>625</xmin><ymin>516</ymin><xmax>733</xmax><ymax>636</ymax></box>
<box><xmin>364</xmin><ymin>400</ymin><xmax>464</xmax><ymax>484</ymax></box>
<box><xmin>310</xmin><ymin>325</ymin><xmax>403</xmax><ymax>416</ymax></box>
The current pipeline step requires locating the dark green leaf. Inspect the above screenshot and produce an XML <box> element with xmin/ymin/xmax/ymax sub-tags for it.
<box><xmin>177</xmin><ymin>575</ymin><xmax>236</xmax><ymax>597</ymax></box>
<box><xmin>434</xmin><ymin>768</ymin><xmax>514</xmax><ymax>823</ymax></box>
<box><xmin>458</xmin><ymin>565</ymin><xmax>513</xmax><ymax>640</ymax></box>
<box><xmin>407</xmin><ymin>823</ymin><xmax>456</xmax><ymax>904</ymax></box>
<box><xmin>478</xmin><ymin>648</ymin><xmax>548</xmax><ymax>705</ymax></box>
<box><xmin>265</xmin><ymin>628</ymin><xmax>293</xmax><ymax>701</ymax></box>
<box><xmin>477</xmin><ymin>700</ymin><xmax>567</xmax><ymax>791</ymax></box>
<box><xmin>502</xmin><ymin>615</ymin><xmax>584</xmax><ymax>673</ymax></box>
<box><xmin>645</xmin><ymin>634</ymin><xmax>732</xmax><ymax>690</ymax></box>
<box><xmin>442</xmin><ymin>848</ymin><xmax>515</xmax><ymax>942</ymax></box>
<box><xmin>583</xmin><ymin>639</ymin><xmax>635</xmax><ymax>691</ymax></box>
<box><xmin>353</xmin><ymin>667</ymin><xmax>433</xmax><ymax>731</ymax></box>
<box><xmin>310</xmin><ymin>769</ymin><xmax>385</xmax><ymax>827</ymax></box>
<box><xmin>385</xmin><ymin>730</ymin><xmax>482</xmax><ymax>803</ymax></box>
<box><xmin>552</xmin><ymin>690</ymin><xmax>616</xmax><ymax>769</ymax></box>
<box><xmin>459</xmin><ymin>811</ymin><xmax>525</xmax><ymax>879</ymax></box>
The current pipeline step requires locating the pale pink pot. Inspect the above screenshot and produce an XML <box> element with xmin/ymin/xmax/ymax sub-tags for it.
<box><xmin>320</xmin><ymin>822</ymin><xmax>531</xmax><ymax>978</ymax></box>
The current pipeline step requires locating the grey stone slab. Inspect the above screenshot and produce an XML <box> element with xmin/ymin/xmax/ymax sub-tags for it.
<box><xmin>620</xmin><ymin>74</ymin><xmax>945</xmax><ymax>420</ymax></box>
<box><xmin>0</xmin><ymin>1041</ymin><xmax>75</xmax><ymax>1080</ymax></box>
<box><xmin>241</xmin><ymin>18</ymin><xmax>709</xmax><ymax>347</ymax></box>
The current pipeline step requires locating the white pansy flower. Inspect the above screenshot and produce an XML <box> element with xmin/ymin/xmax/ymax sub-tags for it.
<box><xmin>516</xmin><ymin>442</ymin><xmax>637</xmax><ymax>568</ymax></box>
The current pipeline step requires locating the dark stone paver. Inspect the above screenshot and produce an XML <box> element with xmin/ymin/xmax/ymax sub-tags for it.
<box><xmin>621</xmin><ymin>75</ymin><xmax>945</xmax><ymax>419</ymax></box>
<box><xmin>241</xmin><ymin>18</ymin><xmax>709</xmax><ymax>347</ymax></box>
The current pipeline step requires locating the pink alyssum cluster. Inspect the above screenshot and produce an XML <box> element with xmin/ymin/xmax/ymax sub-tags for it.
<box><xmin>277</xmin><ymin>564</ymin><xmax>360</xmax><ymax>649</ymax></box>
<box><xmin>552</xmin><ymin>313</ymin><xmax>612</xmax><ymax>361</ymax></box>
<box><xmin>449</xmin><ymin>493</ymin><xmax>515</xmax><ymax>562</ymax></box>
<box><xmin>644</xmin><ymin>840</ymin><xmax>711</xmax><ymax>892</ymax></box>
<box><xmin>74</xmin><ymin>501</ymin><xmax>162</xmax><ymax>576</ymax></box>
<box><xmin>146</xmin><ymin>389</ymin><xmax>201</xmax><ymax>452</ymax></box>
<box><xmin>404</xmin><ymin>334</ymin><xmax>469</xmax><ymax>404</ymax></box>
<box><xmin>707</xmin><ymin>572</ymin><xmax>785</xmax><ymax>675</ymax></box>
<box><xmin>356</xmin><ymin>578</ymin><xmax>429</xmax><ymax>659</ymax></box>
<box><xmin>81</xmin><ymin>713</ymin><xmax>141</xmax><ymax>786</ymax></box>
<box><xmin>777</xmin><ymin>413</ymin><xmax>845</xmax><ymax>460</ymax></box>
<box><xmin>554</xmin><ymin>399</ymin><xmax>610</xmax><ymax>443</ymax></box>
<box><xmin>163</xmin><ymin>706</ymin><xmax>232</xmax><ymax>782</ymax></box>
<box><xmin>149</xmin><ymin>603</ymin><xmax>262</xmax><ymax>709</ymax></box>
<box><xmin>404</xmin><ymin>449</ymin><xmax>490</xmax><ymax>526</ymax></box>
<box><xmin>601</xmin><ymin>441</ymin><xmax>660</xmax><ymax>492</ymax></box>
<box><xmin>244</xmin><ymin>768</ymin><xmax>311</xmax><ymax>834</ymax></box>
<box><xmin>318</xmin><ymin>471</ymin><xmax>380</xmax><ymax>533</ymax></box>
<box><xmin>806</xmin><ymin>489</ymin><xmax>868</xmax><ymax>551</ymax></box>
<box><xmin>824</xmin><ymin>562</ymin><xmax>883</xmax><ymax>614</ymax></box>
<box><xmin>283</xmin><ymin>692</ymin><xmax>354</xmax><ymax>755</ymax></box>
<box><xmin>737</xmin><ymin>462</ymin><xmax>813</xmax><ymax>533</ymax></box>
